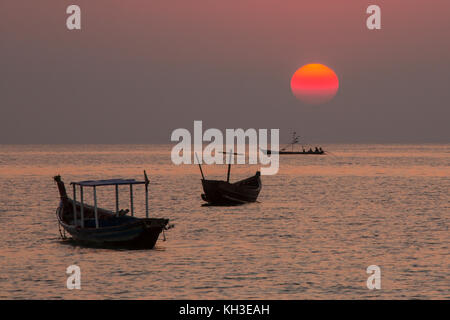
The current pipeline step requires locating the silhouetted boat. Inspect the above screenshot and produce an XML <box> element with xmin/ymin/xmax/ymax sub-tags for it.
<box><xmin>264</xmin><ymin>149</ymin><xmax>325</xmax><ymax>155</ymax></box>
<box><xmin>262</xmin><ymin>131</ymin><xmax>326</xmax><ymax>155</ymax></box>
<box><xmin>53</xmin><ymin>172</ymin><xmax>171</xmax><ymax>249</ymax></box>
<box><xmin>196</xmin><ymin>152</ymin><xmax>262</xmax><ymax>205</ymax></box>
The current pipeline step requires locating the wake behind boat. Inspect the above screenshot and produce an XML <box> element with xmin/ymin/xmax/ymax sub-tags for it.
<box><xmin>53</xmin><ymin>172</ymin><xmax>171</xmax><ymax>249</ymax></box>
<box><xmin>262</xmin><ymin>132</ymin><xmax>326</xmax><ymax>155</ymax></box>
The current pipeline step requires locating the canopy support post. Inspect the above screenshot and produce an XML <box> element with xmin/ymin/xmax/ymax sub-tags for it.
<box><xmin>130</xmin><ymin>184</ymin><xmax>134</xmax><ymax>217</ymax></box>
<box><xmin>93</xmin><ymin>186</ymin><xmax>99</xmax><ymax>229</ymax></box>
<box><xmin>115</xmin><ymin>184</ymin><xmax>119</xmax><ymax>217</ymax></box>
<box><xmin>80</xmin><ymin>186</ymin><xmax>84</xmax><ymax>228</ymax></box>
<box><xmin>72</xmin><ymin>185</ymin><xmax>77</xmax><ymax>226</ymax></box>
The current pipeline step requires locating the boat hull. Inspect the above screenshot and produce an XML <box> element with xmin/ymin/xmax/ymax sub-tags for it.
<box><xmin>201</xmin><ymin>172</ymin><xmax>261</xmax><ymax>205</ymax></box>
<box><xmin>57</xmin><ymin>202</ymin><xmax>168</xmax><ymax>249</ymax></box>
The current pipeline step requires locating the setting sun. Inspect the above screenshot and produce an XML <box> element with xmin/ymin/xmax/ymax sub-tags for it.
<box><xmin>290</xmin><ymin>63</ymin><xmax>339</xmax><ymax>105</ymax></box>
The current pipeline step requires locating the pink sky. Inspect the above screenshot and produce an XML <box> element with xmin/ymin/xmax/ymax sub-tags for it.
<box><xmin>1</xmin><ymin>0</ymin><xmax>450</xmax><ymax>143</ymax></box>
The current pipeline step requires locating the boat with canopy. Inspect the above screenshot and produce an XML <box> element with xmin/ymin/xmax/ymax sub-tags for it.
<box><xmin>53</xmin><ymin>171</ymin><xmax>171</xmax><ymax>249</ymax></box>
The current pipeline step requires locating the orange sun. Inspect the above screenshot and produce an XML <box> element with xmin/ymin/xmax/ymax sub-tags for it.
<box><xmin>290</xmin><ymin>63</ymin><xmax>339</xmax><ymax>105</ymax></box>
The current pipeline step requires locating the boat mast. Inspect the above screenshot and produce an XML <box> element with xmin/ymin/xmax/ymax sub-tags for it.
<box><xmin>195</xmin><ymin>152</ymin><xmax>205</xmax><ymax>180</ymax></box>
<box><xmin>292</xmin><ymin>132</ymin><xmax>295</xmax><ymax>152</ymax></box>
<box><xmin>144</xmin><ymin>170</ymin><xmax>149</xmax><ymax>218</ymax></box>
<box><xmin>72</xmin><ymin>185</ymin><xmax>77</xmax><ymax>226</ymax></box>
<box><xmin>280</xmin><ymin>131</ymin><xmax>298</xmax><ymax>152</ymax></box>
<box><xmin>227</xmin><ymin>149</ymin><xmax>232</xmax><ymax>183</ymax></box>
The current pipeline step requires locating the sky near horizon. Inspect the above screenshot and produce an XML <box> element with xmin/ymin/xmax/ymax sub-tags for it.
<box><xmin>1</xmin><ymin>1</ymin><xmax>449</xmax><ymax>143</ymax></box>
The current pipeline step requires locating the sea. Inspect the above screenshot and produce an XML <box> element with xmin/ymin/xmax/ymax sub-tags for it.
<box><xmin>0</xmin><ymin>144</ymin><xmax>448</xmax><ymax>299</ymax></box>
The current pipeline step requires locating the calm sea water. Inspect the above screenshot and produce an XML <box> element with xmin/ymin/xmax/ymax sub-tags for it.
<box><xmin>0</xmin><ymin>144</ymin><xmax>448</xmax><ymax>299</ymax></box>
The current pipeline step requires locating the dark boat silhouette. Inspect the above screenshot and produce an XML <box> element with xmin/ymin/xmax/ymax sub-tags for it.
<box><xmin>197</xmin><ymin>152</ymin><xmax>262</xmax><ymax>205</ymax></box>
<box><xmin>53</xmin><ymin>172</ymin><xmax>171</xmax><ymax>249</ymax></box>
<box><xmin>262</xmin><ymin>132</ymin><xmax>326</xmax><ymax>155</ymax></box>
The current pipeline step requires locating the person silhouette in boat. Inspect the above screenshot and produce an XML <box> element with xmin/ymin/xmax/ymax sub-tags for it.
<box><xmin>319</xmin><ymin>147</ymin><xmax>323</xmax><ymax>153</ymax></box>
<box><xmin>315</xmin><ymin>147</ymin><xmax>319</xmax><ymax>153</ymax></box>
<box><xmin>308</xmin><ymin>147</ymin><xmax>313</xmax><ymax>153</ymax></box>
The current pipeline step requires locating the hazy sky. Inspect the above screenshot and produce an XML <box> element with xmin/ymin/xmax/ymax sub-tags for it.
<box><xmin>1</xmin><ymin>0</ymin><xmax>449</xmax><ymax>143</ymax></box>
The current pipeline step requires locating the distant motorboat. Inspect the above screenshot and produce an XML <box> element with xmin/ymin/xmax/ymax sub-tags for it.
<box><xmin>263</xmin><ymin>149</ymin><xmax>325</xmax><ymax>155</ymax></box>
<box><xmin>262</xmin><ymin>131</ymin><xmax>326</xmax><ymax>155</ymax></box>
<box><xmin>53</xmin><ymin>172</ymin><xmax>172</xmax><ymax>249</ymax></box>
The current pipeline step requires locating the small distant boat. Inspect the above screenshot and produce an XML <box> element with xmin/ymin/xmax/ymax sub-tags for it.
<box><xmin>197</xmin><ymin>152</ymin><xmax>262</xmax><ymax>205</ymax></box>
<box><xmin>53</xmin><ymin>171</ymin><xmax>172</xmax><ymax>249</ymax></box>
<box><xmin>262</xmin><ymin>132</ymin><xmax>326</xmax><ymax>155</ymax></box>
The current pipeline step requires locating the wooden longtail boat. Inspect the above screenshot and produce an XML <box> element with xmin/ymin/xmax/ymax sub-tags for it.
<box><xmin>201</xmin><ymin>172</ymin><xmax>262</xmax><ymax>205</ymax></box>
<box><xmin>197</xmin><ymin>152</ymin><xmax>262</xmax><ymax>205</ymax></box>
<box><xmin>53</xmin><ymin>172</ymin><xmax>171</xmax><ymax>249</ymax></box>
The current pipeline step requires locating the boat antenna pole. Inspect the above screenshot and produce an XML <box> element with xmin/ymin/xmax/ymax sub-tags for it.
<box><xmin>227</xmin><ymin>149</ymin><xmax>232</xmax><ymax>183</ymax></box>
<box><xmin>281</xmin><ymin>131</ymin><xmax>296</xmax><ymax>152</ymax></box>
<box><xmin>292</xmin><ymin>131</ymin><xmax>296</xmax><ymax>152</ymax></box>
<box><xmin>195</xmin><ymin>152</ymin><xmax>205</xmax><ymax>180</ymax></box>
<box><xmin>144</xmin><ymin>170</ymin><xmax>149</xmax><ymax>218</ymax></box>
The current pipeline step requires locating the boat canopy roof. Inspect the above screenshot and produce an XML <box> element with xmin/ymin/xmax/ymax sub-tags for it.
<box><xmin>71</xmin><ymin>179</ymin><xmax>146</xmax><ymax>187</ymax></box>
